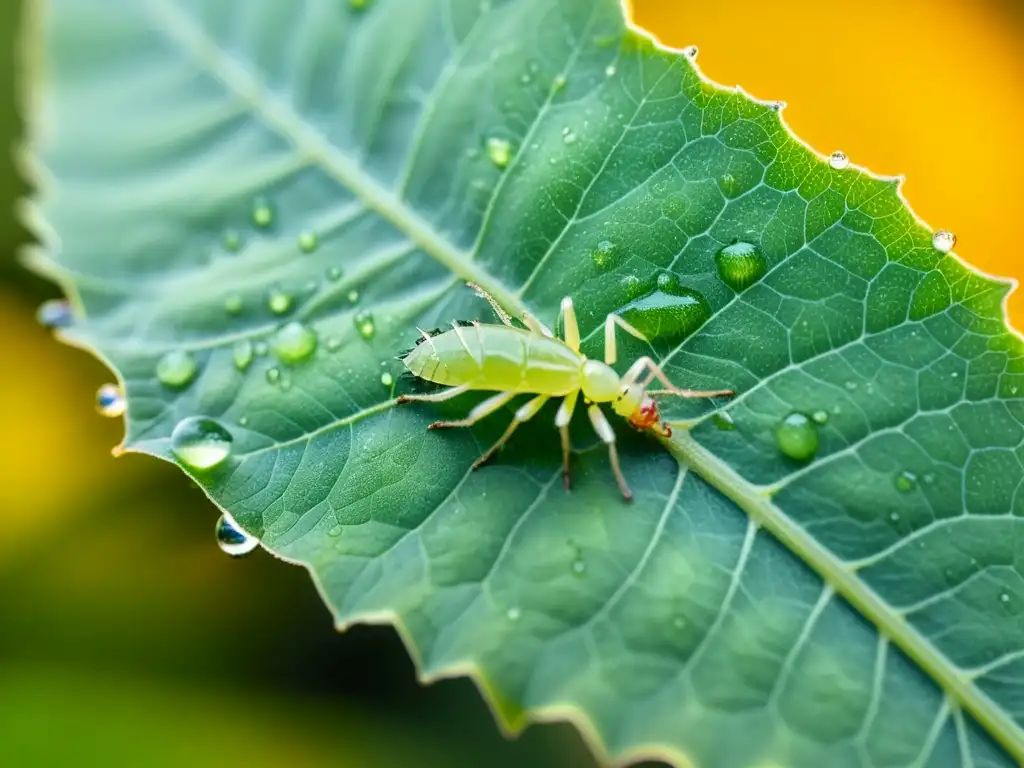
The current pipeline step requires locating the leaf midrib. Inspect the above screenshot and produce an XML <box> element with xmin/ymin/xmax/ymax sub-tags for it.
<box><xmin>145</xmin><ymin>0</ymin><xmax>1024</xmax><ymax>758</ymax></box>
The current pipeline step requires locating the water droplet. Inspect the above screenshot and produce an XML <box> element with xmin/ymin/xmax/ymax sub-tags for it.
<box><xmin>889</xmin><ymin>512</ymin><xmax>900</xmax><ymax>522</ymax></box>
<box><xmin>811</xmin><ymin>410</ymin><xmax>829</xmax><ymax>425</ymax></box>
<box><xmin>37</xmin><ymin>299</ymin><xmax>73</xmax><ymax>329</ymax></box>
<box><xmin>845</xmin><ymin>381</ymin><xmax>858</xmax><ymax>391</ymax></box>
<box><xmin>252</xmin><ymin>197</ymin><xmax>273</xmax><ymax>228</ymax></box>
<box><xmin>297</xmin><ymin>230</ymin><xmax>318</xmax><ymax>253</ymax></box>
<box><xmin>216</xmin><ymin>514</ymin><xmax>258</xmax><ymax>557</ymax></box>
<box><xmin>774</xmin><ymin>413</ymin><xmax>819</xmax><ymax>462</ymax></box>
<box><xmin>326</xmin><ymin>266</ymin><xmax>342</xmax><ymax>282</ymax></box>
<box><xmin>591</xmin><ymin>239</ymin><xmax>618</xmax><ymax>270</ymax></box>
<box><xmin>618</xmin><ymin>288</ymin><xmax>711</xmax><ymax>341</ymax></box>
<box><xmin>656</xmin><ymin>271</ymin><xmax>683</xmax><ymax>294</ymax></box>
<box><xmin>932</xmin><ymin>230</ymin><xmax>956</xmax><ymax>253</ymax></box>
<box><xmin>224</xmin><ymin>294</ymin><xmax>244</xmax><ymax>315</ymax></box>
<box><xmin>571</xmin><ymin>558</ymin><xmax>586</xmax><ymax>575</ymax></box>
<box><xmin>620</xmin><ymin>275</ymin><xmax>645</xmax><ymax>300</ymax></box>
<box><xmin>170</xmin><ymin>416</ymin><xmax>233</xmax><ymax>470</ymax></box>
<box><xmin>894</xmin><ymin>470</ymin><xmax>918</xmax><ymax>493</ymax></box>
<box><xmin>347</xmin><ymin>289</ymin><xmax>360</xmax><ymax>304</ymax></box>
<box><xmin>923</xmin><ymin>472</ymin><xmax>936</xmax><ymax>485</ymax></box>
<box><xmin>563</xmin><ymin>130</ymin><xmax>578</xmax><ymax>145</ymax></box>
<box><xmin>222</xmin><ymin>229</ymin><xmax>243</xmax><ymax>252</ymax></box>
<box><xmin>267</xmin><ymin>288</ymin><xmax>293</xmax><ymax>315</ymax></box>
<box><xmin>233</xmin><ymin>339</ymin><xmax>253</xmax><ymax>371</ymax></box>
<box><xmin>506</xmin><ymin>606</ymin><xmax>522</xmax><ymax>621</ymax></box>
<box><xmin>486</xmin><ymin>137</ymin><xmax>512</xmax><ymax>169</ymax></box>
<box><xmin>715</xmin><ymin>241</ymin><xmax>768</xmax><ymax>291</ymax></box>
<box><xmin>265</xmin><ymin>367</ymin><xmax>281</xmax><ymax>385</ymax></box>
<box><xmin>828</xmin><ymin>151</ymin><xmax>849</xmax><ymax>170</ymax></box>
<box><xmin>238</xmin><ymin>415</ymin><xmax>249</xmax><ymax>427</ymax></box>
<box><xmin>271</xmin><ymin>321</ymin><xmax>317</xmax><ymax>363</ymax></box>
<box><xmin>605</xmin><ymin>64</ymin><xmax>617</xmax><ymax>77</ymax></box>
<box><xmin>253</xmin><ymin>341</ymin><xmax>268</xmax><ymax>356</ymax></box>
<box><xmin>1001</xmin><ymin>592</ymin><xmax>1011</xmax><ymax>604</ymax></box>
<box><xmin>712</xmin><ymin>411</ymin><xmax>735</xmax><ymax>431</ymax></box>
<box><xmin>552</xmin><ymin>74</ymin><xmax>567</xmax><ymax>92</ymax></box>
<box><xmin>326</xmin><ymin>336</ymin><xmax>342</xmax><ymax>352</ymax></box>
<box><xmin>156</xmin><ymin>350</ymin><xmax>198</xmax><ymax>389</ymax></box>
<box><xmin>380</xmin><ymin>372</ymin><xmax>394</xmax><ymax>388</ymax></box>
<box><xmin>349</xmin><ymin>0</ymin><xmax>371</xmax><ymax>10</ymax></box>
<box><xmin>684</xmin><ymin>45</ymin><xmax>698</xmax><ymax>59</ymax></box>
<box><xmin>354</xmin><ymin>310</ymin><xmax>376</xmax><ymax>340</ymax></box>
<box><xmin>95</xmin><ymin>383</ymin><xmax>125</xmax><ymax>418</ymax></box>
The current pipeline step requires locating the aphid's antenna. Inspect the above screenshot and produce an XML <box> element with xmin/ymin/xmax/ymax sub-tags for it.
<box><xmin>466</xmin><ymin>281</ymin><xmax>514</xmax><ymax>326</ymax></box>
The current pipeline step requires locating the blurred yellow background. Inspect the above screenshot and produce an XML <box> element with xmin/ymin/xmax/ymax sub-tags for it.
<box><xmin>1</xmin><ymin>1</ymin><xmax>1020</xmax><ymax>765</ymax></box>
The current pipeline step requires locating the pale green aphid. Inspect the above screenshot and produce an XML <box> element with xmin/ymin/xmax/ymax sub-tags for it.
<box><xmin>399</xmin><ymin>283</ymin><xmax>733</xmax><ymax>501</ymax></box>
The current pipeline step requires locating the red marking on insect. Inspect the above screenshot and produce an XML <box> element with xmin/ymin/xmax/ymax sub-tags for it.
<box><xmin>628</xmin><ymin>397</ymin><xmax>671</xmax><ymax>437</ymax></box>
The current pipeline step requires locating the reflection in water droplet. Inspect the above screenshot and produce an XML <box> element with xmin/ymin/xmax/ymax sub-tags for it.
<box><xmin>506</xmin><ymin>606</ymin><xmax>522</xmax><ymax>621</ymax></box>
<box><xmin>95</xmin><ymin>383</ymin><xmax>125</xmax><ymax>418</ymax></box>
<box><xmin>591</xmin><ymin>240</ymin><xmax>617</xmax><ymax>270</ymax></box>
<box><xmin>326</xmin><ymin>266</ymin><xmax>342</xmax><ymax>282</ymax></box>
<box><xmin>774</xmin><ymin>413</ymin><xmax>819</xmax><ymax>461</ymax></box>
<box><xmin>298</xmin><ymin>230</ymin><xmax>318</xmax><ymax>253</ymax></box>
<box><xmin>380</xmin><ymin>372</ymin><xmax>394</xmax><ymax>388</ymax></box>
<box><xmin>224</xmin><ymin>294</ymin><xmax>244</xmax><ymax>315</ymax></box>
<box><xmin>266</xmin><ymin>367</ymin><xmax>281</xmax><ymax>384</ymax></box>
<box><xmin>486</xmin><ymin>137</ymin><xmax>512</xmax><ymax>169</ymax></box>
<box><xmin>355</xmin><ymin>310</ymin><xmax>376</xmax><ymax>340</ymax></box>
<box><xmin>932</xmin><ymin>230</ymin><xmax>956</xmax><ymax>253</ymax></box>
<box><xmin>828</xmin><ymin>151</ymin><xmax>849</xmax><ymax>170</ymax></box>
<box><xmin>170</xmin><ymin>416</ymin><xmax>233</xmax><ymax>470</ymax></box>
<box><xmin>252</xmin><ymin>197</ymin><xmax>273</xmax><ymax>228</ymax></box>
<box><xmin>267</xmin><ymin>289</ymin><xmax>293</xmax><ymax>315</ymax></box>
<box><xmin>715</xmin><ymin>241</ymin><xmax>768</xmax><ymax>291</ymax></box>
<box><xmin>618</xmin><ymin>288</ymin><xmax>711</xmax><ymax>342</ymax></box>
<box><xmin>894</xmin><ymin>470</ymin><xmax>917</xmax><ymax>493</ymax></box>
<box><xmin>233</xmin><ymin>339</ymin><xmax>253</xmax><ymax>371</ymax></box>
<box><xmin>37</xmin><ymin>299</ymin><xmax>73</xmax><ymax>329</ymax></box>
<box><xmin>222</xmin><ymin>229</ymin><xmax>243</xmax><ymax>252</ymax></box>
<box><xmin>216</xmin><ymin>514</ymin><xmax>258</xmax><ymax>557</ymax></box>
<box><xmin>271</xmin><ymin>321</ymin><xmax>318</xmax><ymax>363</ymax></box>
<box><xmin>712</xmin><ymin>412</ymin><xmax>735</xmax><ymax>431</ymax></box>
<box><xmin>156</xmin><ymin>350</ymin><xmax>198</xmax><ymax>389</ymax></box>
<box><xmin>811</xmin><ymin>410</ymin><xmax>829</xmax><ymax>425</ymax></box>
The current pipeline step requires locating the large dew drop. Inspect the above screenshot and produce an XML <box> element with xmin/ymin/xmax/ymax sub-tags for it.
<box><xmin>271</xmin><ymin>322</ymin><xmax>318</xmax><ymax>363</ymax></box>
<box><xmin>828</xmin><ymin>151</ymin><xmax>849</xmax><ymax>170</ymax></box>
<box><xmin>156</xmin><ymin>350</ymin><xmax>198</xmax><ymax>389</ymax></box>
<box><xmin>215</xmin><ymin>514</ymin><xmax>258</xmax><ymax>557</ymax></box>
<box><xmin>486</xmin><ymin>137</ymin><xmax>512</xmax><ymax>169</ymax></box>
<box><xmin>233</xmin><ymin>340</ymin><xmax>253</xmax><ymax>371</ymax></box>
<box><xmin>95</xmin><ymin>383</ymin><xmax>126</xmax><ymax>418</ymax></box>
<box><xmin>297</xmin><ymin>231</ymin><xmax>318</xmax><ymax>253</ymax></box>
<box><xmin>252</xmin><ymin>197</ymin><xmax>274</xmax><ymax>228</ymax></box>
<box><xmin>932</xmin><ymin>230</ymin><xmax>956</xmax><ymax>253</ymax></box>
<box><xmin>170</xmin><ymin>416</ymin><xmax>233</xmax><ymax>471</ymax></box>
<box><xmin>267</xmin><ymin>289</ymin><xmax>293</xmax><ymax>315</ymax></box>
<box><xmin>37</xmin><ymin>299</ymin><xmax>73</xmax><ymax>329</ymax></box>
<box><xmin>617</xmin><ymin>288</ymin><xmax>711</xmax><ymax>342</ymax></box>
<box><xmin>354</xmin><ymin>310</ymin><xmax>376</xmax><ymax>340</ymax></box>
<box><xmin>715</xmin><ymin>241</ymin><xmax>768</xmax><ymax>291</ymax></box>
<box><xmin>775</xmin><ymin>413</ymin><xmax>819</xmax><ymax>462</ymax></box>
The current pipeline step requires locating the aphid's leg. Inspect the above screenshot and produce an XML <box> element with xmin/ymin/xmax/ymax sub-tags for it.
<box><xmin>622</xmin><ymin>356</ymin><xmax>734</xmax><ymax>399</ymax></box>
<box><xmin>427</xmin><ymin>391</ymin><xmax>516</xmax><ymax>429</ymax></box>
<box><xmin>558</xmin><ymin>297</ymin><xmax>580</xmax><ymax>351</ymax></box>
<box><xmin>396</xmin><ymin>384</ymin><xmax>470</xmax><ymax>404</ymax></box>
<box><xmin>521</xmin><ymin>311</ymin><xmax>554</xmax><ymax>338</ymax></box>
<box><xmin>555</xmin><ymin>390</ymin><xmax>580</xmax><ymax>489</ymax></box>
<box><xmin>587</xmin><ymin>403</ymin><xmax>632</xmax><ymax>501</ymax></box>
<box><xmin>473</xmin><ymin>394</ymin><xmax>549</xmax><ymax>469</ymax></box>
<box><xmin>604</xmin><ymin>313</ymin><xmax>648</xmax><ymax>365</ymax></box>
<box><xmin>466</xmin><ymin>282</ymin><xmax>514</xmax><ymax>326</ymax></box>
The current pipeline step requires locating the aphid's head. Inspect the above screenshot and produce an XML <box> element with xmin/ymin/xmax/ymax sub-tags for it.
<box><xmin>613</xmin><ymin>384</ymin><xmax>672</xmax><ymax>437</ymax></box>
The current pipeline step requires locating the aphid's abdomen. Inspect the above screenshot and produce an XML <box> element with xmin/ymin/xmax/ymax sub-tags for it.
<box><xmin>403</xmin><ymin>325</ymin><xmax>581</xmax><ymax>395</ymax></box>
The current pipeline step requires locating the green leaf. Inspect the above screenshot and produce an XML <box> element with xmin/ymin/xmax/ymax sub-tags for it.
<box><xmin>26</xmin><ymin>0</ymin><xmax>1024</xmax><ymax>765</ymax></box>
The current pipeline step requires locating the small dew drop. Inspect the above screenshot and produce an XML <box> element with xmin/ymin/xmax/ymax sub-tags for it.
<box><xmin>889</xmin><ymin>512</ymin><xmax>900</xmax><ymax>522</ymax></box>
<box><xmin>380</xmin><ymin>371</ymin><xmax>394</xmax><ymax>388</ymax></box>
<box><xmin>591</xmin><ymin>239</ymin><xmax>618</xmax><ymax>270</ymax></box>
<box><xmin>267</xmin><ymin>288</ymin><xmax>293</xmax><ymax>315</ymax></box>
<box><xmin>224</xmin><ymin>294</ymin><xmax>244</xmax><ymax>315</ymax></box>
<box><xmin>506</xmin><ymin>606</ymin><xmax>522</xmax><ymax>621</ymax></box>
<box><xmin>253</xmin><ymin>341</ymin><xmax>269</xmax><ymax>357</ymax></box>
<box><xmin>828</xmin><ymin>151</ymin><xmax>849</xmax><ymax>170</ymax></box>
<box><xmin>170</xmin><ymin>416</ymin><xmax>233</xmax><ymax>470</ymax></box>
<box><xmin>233</xmin><ymin>339</ymin><xmax>254</xmax><ymax>371</ymax></box>
<box><xmin>326</xmin><ymin>336</ymin><xmax>342</xmax><ymax>352</ymax></box>
<box><xmin>486</xmin><ymin>137</ymin><xmax>512</xmax><ymax>169</ymax></box>
<box><xmin>354</xmin><ymin>309</ymin><xmax>376</xmax><ymax>341</ymax></box>
<box><xmin>297</xmin><ymin>230</ymin><xmax>318</xmax><ymax>253</ymax></box>
<box><xmin>271</xmin><ymin>321</ymin><xmax>318</xmax><ymax>363</ymax></box>
<box><xmin>222</xmin><ymin>229</ymin><xmax>243</xmax><ymax>252</ymax></box>
<box><xmin>845</xmin><ymin>381</ymin><xmax>858</xmax><ymax>391</ymax></box>
<box><xmin>347</xmin><ymin>289</ymin><xmax>360</xmax><ymax>304</ymax></box>
<box><xmin>774</xmin><ymin>412</ymin><xmax>819</xmax><ymax>462</ymax></box>
<box><xmin>605</xmin><ymin>64</ymin><xmax>617</xmax><ymax>77</ymax></box>
<box><xmin>266</xmin><ymin>367</ymin><xmax>281</xmax><ymax>385</ymax></box>
<box><xmin>1001</xmin><ymin>592</ymin><xmax>1011</xmax><ymax>604</ymax></box>
<box><xmin>216</xmin><ymin>514</ymin><xmax>258</xmax><ymax>557</ymax></box>
<box><xmin>571</xmin><ymin>559</ymin><xmax>586</xmax><ymax>575</ymax></box>
<box><xmin>712</xmin><ymin>412</ymin><xmax>735</xmax><ymax>431</ymax></box>
<box><xmin>811</xmin><ymin>410</ymin><xmax>829</xmax><ymax>425</ymax></box>
<box><xmin>239</xmin><ymin>415</ymin><xmax>249</xmax><ymax>427</ymax></box>
<box><xmin>656</xmin><ymin>271</ymin><xmax>683</xmax><ymax>294</ymax></box>
<box><xmin>552</xmin><ymin>74</ymin><xmax>568</xmax><ymax>92</ymax></box>
<box><xmin>95</xmin><ymin>383</ymin><xmax>125</xmax><ymax>418</ymax></box>
<box><xmin>932</xmin><ymin>230</ymin><xmax>956</xmax><ymax>253</ymax></box>
<box><xmin>894</xmin><ymin>470</ymin><xmax>918</xmax><ymax>493</ymax></box>
<box><xmin>37</xmin><ymin>299</ymin><xmax>73</xmax><ymax>329</ymax></box>
<box><xmin>715</xmin><ymin>241</ymin><xmax>768</xmax><ymax>291</ymax></box>
<box><xmin>620</xmin><ymin>275</ymin><xmax>645</xmax><ymax>300</ymax></box>
<box><xmin>251</xmin><ymin>197</ymin><xmax>274</xmax><ymax>228</ymax></box>
<box><xmin>326</xmin><ymin>266</ymin><xmax>343</xmax><ymax>282</ymax></box>
<box><xmin>563</xmin><ymin>130</ymin><xmax>578</xmax><ymax>145</ymax></box>
<box><xmin>673</xmin><ymin>615</ymin><xmax>687</xmax><ymax>630</ymax></box>
<box><xmin>156</xmin><ymin>350</ymin><xmax>198</xmax><ymax>389</ymax></box>
<box><xmin>923</xmin><ymin>472</ymin><xmax>936</xmax><ymax>485</ymax></box>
